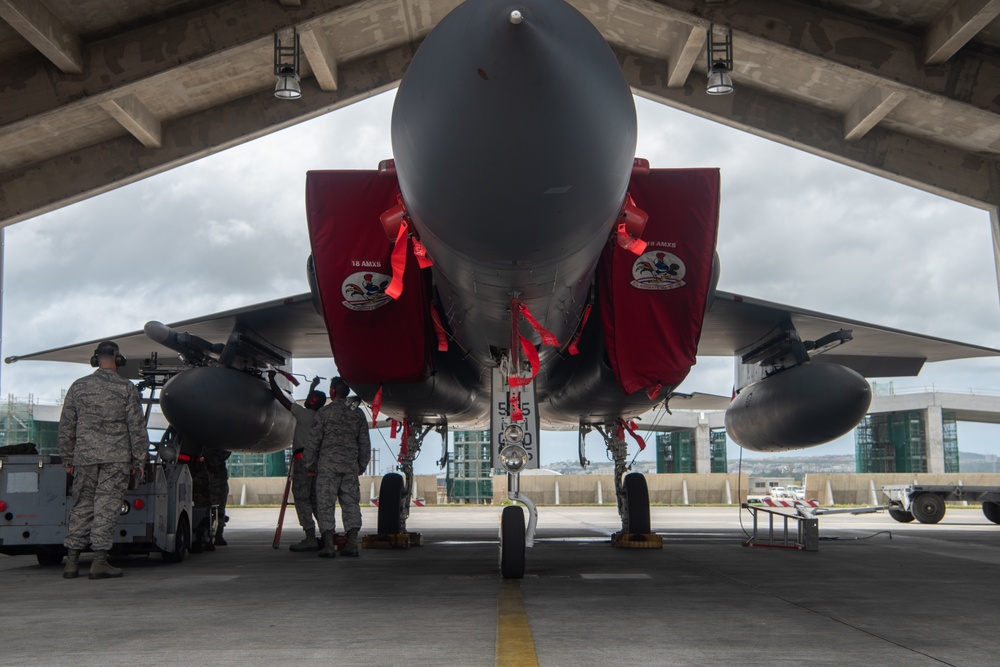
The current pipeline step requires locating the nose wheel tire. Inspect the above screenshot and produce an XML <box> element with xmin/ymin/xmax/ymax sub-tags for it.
<box><xmin>500</xmin><ymin>505</ymin><xmax>525</xmax><ymax>579</ymax></box>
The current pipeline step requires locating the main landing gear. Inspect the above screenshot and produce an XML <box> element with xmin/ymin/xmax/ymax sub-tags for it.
<box><xmin>364</xmin><ymin>424</ymin><xmax>444</xmax><ymax>549</ymax></box>
<box><xmin>591</xmin><ymin>423</ymin><xmax>661</xmax><ymax>549</ymax></box>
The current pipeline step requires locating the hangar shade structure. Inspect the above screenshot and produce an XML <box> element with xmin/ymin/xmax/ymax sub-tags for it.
<box><xmin>0</xmin><ymin>0</ymin><xmax>999</xmax><ymax>278</ymax></box>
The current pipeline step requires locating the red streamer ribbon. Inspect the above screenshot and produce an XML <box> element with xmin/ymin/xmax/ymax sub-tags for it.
<box><xmin>518</xmin><ymin>303</ymin><xmax>559</xmax><ymax>347</ymax></box>
<box><xmin>567</xmin><ymin>304</ymin><xmax>592</xmax><ymax>356</ymax></box>
<box><xmin>430</xmin><ymin>306</ymin><xmax>449</xmax><ymax>352</ymax></box>
<box><xmin>510</xmin><ymin>392</ymin><xmax>523</xmax><ymax>422</ymax></box>
<box><xmin>371</xmin><ymin>386</ymin><xmax>383</xmax><ymax>428</ymax></box>
<box><xmin>398</xmin><ymin>419</ymin><xmax>410</xmax><ymax>461</ymax></box>
<box><xmin>645</xmin><ymin>384</ymin><xmax>662</xmax><ymax>401</ymax></box>
<box><xmin>390</xmin><ymin>418</ymin><xmax>398</xmax><ymax>439</ymax></box>
<box><xmin>413</xmin><ymin>239</ymin><xmax>433</xmax><ymax>269</ymax></box>
<box><xmin>385</xmin><ymin>220</ymin><xmax>409</xmax><ymax>300</ymax></box>
<box><xmin>509</xmin><ymin>334</ymin><xmax>540</xmax><ymax>387</ymax></box>
<box><xmin>617</xmin><ymin>222</ymin><xmax>648</xmax><ymax>256</ymax></box>
<box><xmin>621</xmin><ymin>419</ymin><xmax>647</xmax><ymax>451</ymax></box>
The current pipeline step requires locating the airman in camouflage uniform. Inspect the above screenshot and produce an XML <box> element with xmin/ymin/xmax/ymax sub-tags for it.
<box><xmin>269</xmin><ymin>371</ymin><xmax>325</xmax><ymax>551</ymax></box>
<box><xmin>204</xmin><ymin>448</ymin><xmax>232</xmax><ymax>545</ymax></box>
<box><xmin>59</xmin><ymin>341</ymin><xmax>149</xmax><ymax>580</ymax></box>
<box><xmin>303</xmin><ymin>377</ymin><xmax>370</xmax><ymax>558</ymax></box>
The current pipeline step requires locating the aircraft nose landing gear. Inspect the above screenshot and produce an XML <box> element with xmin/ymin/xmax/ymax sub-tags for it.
<box><xmin>593</xmin><ymin>423</ymin><xmax>662</xmax><ymax>549</ymax></box>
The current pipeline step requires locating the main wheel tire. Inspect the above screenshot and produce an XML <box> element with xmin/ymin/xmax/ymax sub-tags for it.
<box><xmin>982</xmin><ymin>501</ymin><xmax>1000</xmax><ymax>525</ymax></box>
<box><xmin>623</xmin><ymin>472</ymin><xmax>651</xmax><ymax>534</ymax></box>
<box><xmin>500</xmin><ymin>505</ymin><xmax>525</xmax><ymax>580</ymax></box>
<box><xmin>162</xmin><ymin>513</ymin><xmax>190</xmax><ymax>563</ymax></box>
<box><xmin>377</xmin><ymin>473</ymin><xmax>404</xmax><ymax>535</ymax></box>
<box><xmin>911</xmin><ymin>493</ymin><xmax>946</xmax><ymax>524</ymax></box>
<box><xmin>888</xmin><ymin>508</ymin><xmax>915</xmax><ymax>523</ymax></box>
<box><xmin>36</xmin><ymin>551</ymin><xmax>64</xmax><ymax>567</ymax></box>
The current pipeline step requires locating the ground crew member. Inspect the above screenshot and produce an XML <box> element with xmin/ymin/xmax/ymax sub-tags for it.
<box><xmin>303</xmin><ymin>377</ymin><xmax>370</xmax><ymax>558</ymax></box>
<box><xmin>204</xmin><ymin>448</ymin><xmax>232</xmax><ymax>545</ymax></box>
<box><xmin>59</xmin><ymin>341</ymin><xmax>149</xmax><ymax>579</ymax></box>
<box><xmin>268</xmin><ymin>371</ymin><xmax>326</xmax><ymax>551</ymax></box>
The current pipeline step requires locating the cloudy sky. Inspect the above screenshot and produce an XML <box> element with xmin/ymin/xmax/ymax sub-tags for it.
<box><xmin>4</xmin><ymin>88</ymin><xmax>1000</xmax><ymax>475</ymax></box>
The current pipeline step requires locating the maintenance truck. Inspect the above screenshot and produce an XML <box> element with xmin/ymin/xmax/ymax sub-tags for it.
<box><xmin>882</xmin><ymin>484</ymin><xmax>1000</xmax><ymax>525</ymax></box>
<box><xmin>0</xmin><ymin>452</ymin><xmax>211</xmax><ymax>566</ymax></box>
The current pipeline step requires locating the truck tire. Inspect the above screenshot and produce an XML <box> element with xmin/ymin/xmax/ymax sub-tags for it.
<box><xmin>162</xmin><ymin>513</ymin><xmax>190</xmax><ymax>563</ymax></box>
<box><xmin>911</xmin><ymin>493</ymin><xmax>946</xmax><ymax>524</ymax></box>
<box><xmin>888</xmin><ymin>508</ymin><xmax>915</xmax><ymax>523</ymax></box>
<box><xmin>36</xmin><ymin>551</ymin><xmax>64</xmax><ymax>567</ymax></box>
<box><xmin>982</xmin><ymin>501</ymin><xmax>1000</xmax><ymax>525</ymax></box>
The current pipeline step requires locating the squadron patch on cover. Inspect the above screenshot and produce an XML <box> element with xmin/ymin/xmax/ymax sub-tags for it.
<box><xmin>341</xmin><ymin>271</ymin><xmax>393</xmax><ymax>311</ymax></box>
<box><xmin>630</xmin><ymin>251</ymin><xmax>686</xmax><ymax>290</ymax></box>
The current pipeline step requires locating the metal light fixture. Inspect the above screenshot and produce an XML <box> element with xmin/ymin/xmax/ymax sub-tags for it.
<box><xmin>706</xmin><ymin>24</ymin><xmax>734</xmax><ymax>96</ymax></box>
<box><xmin>274</xmin><ymin>30</ymin><xmax>301</xmax><ymax>100</ymax></box>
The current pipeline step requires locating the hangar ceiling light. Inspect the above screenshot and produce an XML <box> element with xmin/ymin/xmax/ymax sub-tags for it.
<box><xmin>706</xmin><ymin>24</ymin><xmax>734</xmax><ymax>96</ymax></box>
<box><xmin>274</xmin><ymin>29</ymin><xmax>302</xmax><ymax>100</ymax></box>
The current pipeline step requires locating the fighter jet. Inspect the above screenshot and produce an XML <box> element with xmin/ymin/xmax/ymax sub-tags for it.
<box><xmin>7</xmin><ymin>0</ymin><xmax>999</xmax><ymax>577</ymax></box>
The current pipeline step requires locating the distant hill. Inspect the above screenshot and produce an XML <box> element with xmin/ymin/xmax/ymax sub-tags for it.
<box><xmin>544</xmin><ymin>452</ymin><xmax>998</xmax><ymax>475</ymax></box>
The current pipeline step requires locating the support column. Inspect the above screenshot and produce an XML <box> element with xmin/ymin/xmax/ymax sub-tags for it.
<box><xmin>694</xmin><ymin>419</ymin><xmax>711</xmax><ymax>474</ymax></box>
<box><xmin>925</xmin><ymin>405</ymin><xmax>945</xmax><ymax>474</ymax></box>
<box><xmin>991</xmin><ymin>204</ymin><xmax>1000</xmax><ymax>304</ymax></box>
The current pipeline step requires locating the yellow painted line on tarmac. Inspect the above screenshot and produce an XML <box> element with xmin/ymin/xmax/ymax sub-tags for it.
<box><xmin>495</xmin><ymin>580</ymin><xmax>540</xmax><ymax>667</ymax></box>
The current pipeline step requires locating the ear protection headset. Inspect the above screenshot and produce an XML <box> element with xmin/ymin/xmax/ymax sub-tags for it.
<box><xmin>91</xmin><ymin>342</ymin><xmax>127</xmax><ymax>368</ymax></box>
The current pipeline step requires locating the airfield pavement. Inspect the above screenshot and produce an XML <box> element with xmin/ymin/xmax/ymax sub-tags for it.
<box><xmin>2</xmin><ymin>505</ymin><xmax>999</xmax><ymax>666</ymax></box>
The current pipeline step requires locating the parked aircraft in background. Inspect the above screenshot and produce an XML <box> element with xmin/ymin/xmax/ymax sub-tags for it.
<box><xmin>7</xmin><ymin>0</ymin><xmax>998</xmax><ymax>578</ymax></box>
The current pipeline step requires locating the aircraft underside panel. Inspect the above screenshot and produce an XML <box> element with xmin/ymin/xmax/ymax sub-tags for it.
<box><xmin>306</xmin><ymin>170</ymin><xmax>433</xmax><ymax>386</ymax></box>
<box><xmin>599</xmin><ymin>168</ymin><xmax>721</xmax><ymax>396</ymax></box>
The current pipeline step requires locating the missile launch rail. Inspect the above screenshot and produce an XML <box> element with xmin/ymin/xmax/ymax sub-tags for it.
<box><xmin>0</xmin><ymin>454</ymin><xmax>203</xmax><ymax>566</ymax></box>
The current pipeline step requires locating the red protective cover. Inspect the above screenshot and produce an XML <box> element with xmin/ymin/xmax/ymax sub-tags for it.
<box><xmin>598</xmin><ymin>168</ymin><xmax>721</xmax><ymax>395</ymax></box>
<box><xmin>306</xmin><ymin>171</ymin><xmax>431</xmax><ymax>384</ymax></box>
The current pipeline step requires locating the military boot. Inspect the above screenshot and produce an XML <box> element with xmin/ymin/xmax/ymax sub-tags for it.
<box><xmin>88</xmin><ymin>550</ymin><xmax>123</xmax><ymax>579</ymax></box>
<box><xmin>214</xmin><ymin>525</ymin><xmax>227</xmax><ymax>547</ymax></box>
<box><xmin>317</xmin><ymin>530</ymin><xmax>337</xmax><ymax>558</ymax></box>
<box><xmin>63</xmin><ymin>549</ymin><xmax>80</xmax><ymax>579</ymax></box>
<box><xmin>341</xmin><ymin>528</ymin><xmax>360</xmax><ymax>557</ymax></box>
<box><xmin>289</xmin><ymin>527</ymin><xmax>319</xmax><ymax>552</ymax></box>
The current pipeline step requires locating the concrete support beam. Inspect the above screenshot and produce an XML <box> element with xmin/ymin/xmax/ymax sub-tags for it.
<box><xmin>0</xmin><ymin>0</ymin><xmax>83</xmax><ymax>74</ymax></box>
<box><xmin>667</xmin><ymin>24</ymin><xmax>706</xmax><ymax>88</ymax></box>
<box><xmin>925</xmin><ymin>405</ymin><xmax>945</xmax><ymax>474</ymax></box>
<box><xmin>652</xmin><ymin>0</ymin><xmax>1000</xmax><ymax>115</ymax></box>
<box><xmin>991</xmin><ymin>204</ymin><xmax>1000</xmax><ymax>308</ymax></box>
<box><xmin>843</xmin><ymin>86</ymin><xmax>906</xmax><ymax>141</ymax></box>
<box><xmin>278</xmin><ymin>0</ymin><xmax>303</xmax><ymax>6</ymax></box>
<box><xmin>694</xmin><ymin>422</ymin><xmax>711</xmax><ymax>474</ymax></box>
<box><xmin>300</xmin><ymin>26</ymin><xmax>339</xmax><ymax>91</ymax></box>
<box><xmin>924</xmin><ymin>0</ymin><xmax>1000</xmax><ymax>65</ymax></box>
<box><xmin>0</xmin><ymin>43</ymin><xmax>415</xmax><ymax>228</ymax></box>
<box><xmin>0</xmin><ymin>0</ymin><xmax>358</xmax><ymax>131</ymax></box>
<box><xmin>99</xmin><ymin>95</ymin><xmax>162</xmax><ymax>149</ymax></box>
<box><xmin>619</xmin><ymin>47</ymin><xmax>1000</xmax><ymax>210</ymax></box>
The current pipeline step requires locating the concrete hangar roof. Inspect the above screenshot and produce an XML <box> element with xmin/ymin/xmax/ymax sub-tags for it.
<box><xmin>1</xmin><ymin>0</ymin><xmax>999</xmax><ymax>230</ymax></box>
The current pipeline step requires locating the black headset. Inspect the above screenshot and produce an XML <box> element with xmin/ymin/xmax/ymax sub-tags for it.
<box><xmin>91</xmin><ymin>342</ymin><xmax>127</xmax><ymax>368</ymax></box>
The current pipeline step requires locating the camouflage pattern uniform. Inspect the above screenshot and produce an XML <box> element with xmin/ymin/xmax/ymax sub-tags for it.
<box><xmin>203</xmin><ymin>449</ymin><xmax>232</xmax><ymax>541</ymax></box>
<box><xmin>290</xmin><ymin>403</ymin><xmax>319</xmax><ymax>532</ymax></box>
<box><xmin>303</xmin><ymin>398</ymin><xmax>371</xmax><ymax>533</ymax></box>
<box><xmin>59</xmin><ymin>368</ymin><xmax>149</xmax><ymax>552</ymax></box>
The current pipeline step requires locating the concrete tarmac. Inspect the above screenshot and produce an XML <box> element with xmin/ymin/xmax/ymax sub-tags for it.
<box><xmin>3</xmin><ymin>505</ymin><xmax>1000</xmax><ymax>666</ymax></box>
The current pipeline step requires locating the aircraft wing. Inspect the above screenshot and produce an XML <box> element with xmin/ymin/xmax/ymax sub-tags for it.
<box><xmin>699</xmin><ymin>290</ymin><xmax>1000</xmax><ymax>376</ymax></box>
<box><xmin>4</xmin><ymin>293</ymin><xmax>330</xmax><ymax>370</ymax></box>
